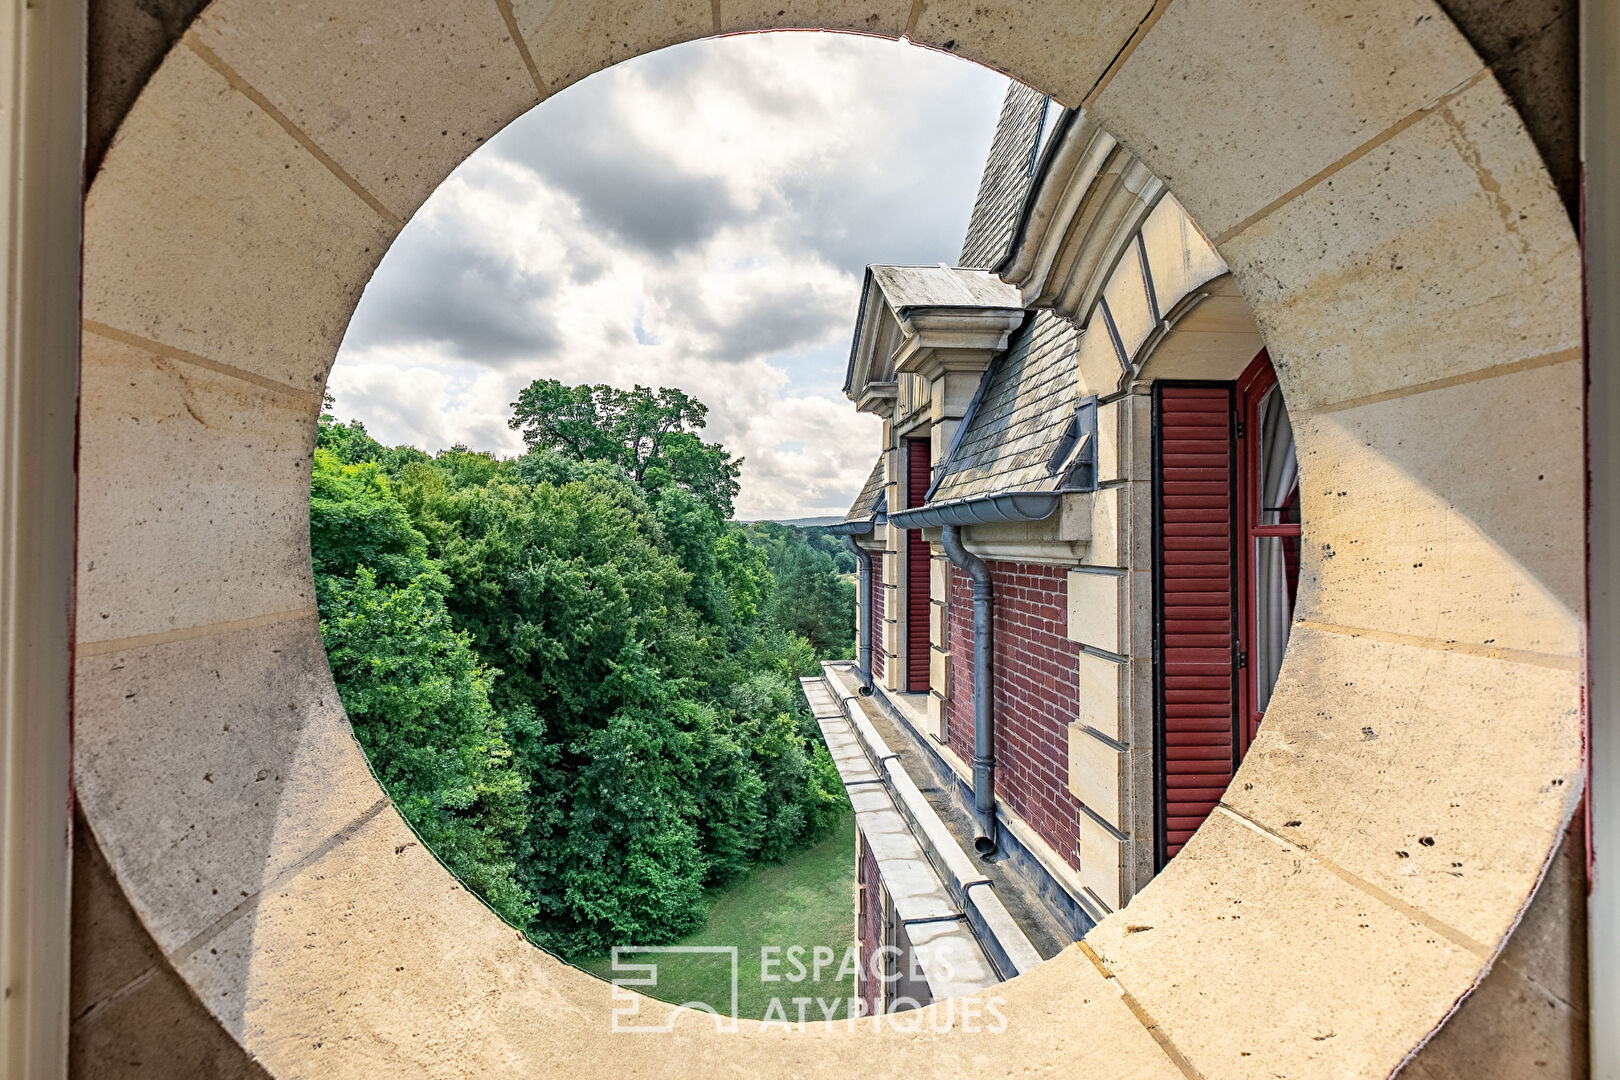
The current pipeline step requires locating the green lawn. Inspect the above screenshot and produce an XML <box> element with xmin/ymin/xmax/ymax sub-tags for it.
<box><xmin>581</xmin><ymin>811</ymin><xmax>857</xmax><ymax>1021</ymax></box>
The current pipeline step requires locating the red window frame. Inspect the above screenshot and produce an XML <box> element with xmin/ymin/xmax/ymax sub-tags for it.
<box><xmin>1234</xmin><ymin>350</ymin><xmax>1300</xmax><ymax>753</ymax></box>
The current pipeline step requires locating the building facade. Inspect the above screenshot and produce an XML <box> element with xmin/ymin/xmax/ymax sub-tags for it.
<box><xmin>810</xmin><ymin>83</ymin><xmax>1299</xmax><ymax>1007</ymax></box>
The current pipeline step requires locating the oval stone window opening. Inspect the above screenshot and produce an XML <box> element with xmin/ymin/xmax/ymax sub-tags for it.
<box><xmin>312</xmin><ymin>25</ymin><xmax>1299</xmax><ymax>1020</ymax></box>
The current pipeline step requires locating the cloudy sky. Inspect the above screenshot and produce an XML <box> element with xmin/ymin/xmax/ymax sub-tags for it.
<box><xmin>327</xmin><ymin>32</ymin><xmax>1008</xmax><ymax>520</ymax></box>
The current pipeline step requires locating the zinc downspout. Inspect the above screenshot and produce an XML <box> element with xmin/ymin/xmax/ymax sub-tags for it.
<box><xmin>941</xmin><ymin>524</ymin><xmax>998</xmax><ymax>858</ymax></box>
<box><xmin>843</xmin><ymin>536</ymin><xmax>874</xmax><ymax>693</ymax></box>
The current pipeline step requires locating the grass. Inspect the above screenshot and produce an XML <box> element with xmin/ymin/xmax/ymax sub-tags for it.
<box><xmin>581</xmin><ymin>811</ymin><xmax>858</xmax><ymax>1020</ymax></box>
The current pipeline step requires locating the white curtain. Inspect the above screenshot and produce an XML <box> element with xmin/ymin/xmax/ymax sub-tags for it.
<box><xmin>1254</xmin><ymin>385</ymin><xmax>1298</xmax><ymax>712</ymax></box>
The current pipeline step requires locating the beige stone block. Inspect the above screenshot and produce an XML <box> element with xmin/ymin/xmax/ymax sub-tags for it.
<box><xmin>1222</xmin><ymin>76</ymin><xmax>1580</xmax><ymax>412</ymax></box>
<box><xmin>77</xmin><ymin>334</ymin><xmax>316</xmax><ymax>645</ymax></box>
<box><xmin>71</xmin><ymin>946</ymin><xmax>271</xmax><ymax>1080</ymax></box>
<box><xmin>1124</xmin><ymin>568</ymin><xmax>1154</xmax><ymax>658</ymax></box>
<box><xmin>1076</xmin><ymin>320</ymin><xmax>1124</xmax><ymax>398</ymax></box>
<box><xmin>1401</xmin><ymin>821</ymin><xmax>1588</xmax><ymax>1080</ymax></box>
<box><xmin>717</xmin><ymin>0</ymin><xmax>911</xmax><ymax>36</ymax></box>
<box><xmin>1095</xmin><ymin>398</ymin><xmax>1122</xmax><ymax>483</ymax></box>
<box><xmin>1294</xmin><ymin>360</ymin><xmax>1584</xmax><ymax>658</ymax></box>
<box><xmin>1490</xmin><ymin>818</ymin><xmax>1588</xmax><ymax>1014</ymax></box>
<box><xmin>930</xmin><ymin>554</ymin><xmax>948</xmax><ymax>599</ymax></box>
<box><xmin>909</xmin><ymin>0</ymin><xmax>1151</xmax><ymax>110</ymax></box>
<box><xmin>1086</xmin><ymin>810</ymin><xmax>1483</xmax><ymax>1079</ymax></box>
<box><xmin>926</xmin><ymin>692</ymin><xmax>946</xmax><ymax>742</ymax></box>
<box><xmin>1137</xmin><ymin>194</ymin><xmax>1226</xmax><ymax>308</ymax></box>
<box><xmin>1077</xmin><ymin>811</ymin><xmax>1130</xmax><ymax>912</ymax></box>
<box><xmin>1066</xmin><ymin>569</ymin><xmax>1123</xmax><ymax>653</ymax></box>
<box><xmin>70</xmin><ymin>3</ymin><xmax>1587</xmax><ymax>1074</ymax></box>
<box><xmin>1399</xmin><ymin>963</ymin><xmax>1586</xmax><ymax>1080</ymax></box>
<box><xmin>1125</xmin><ymin>729</ymin><xmax>1157</xmax><ymax>894</ymax></box>
<box><xmin>881</xmin><ymin>552</ymin><xmax>899</xmax><ymax>586</ymax></box>
<box><xmin>83</xmin><ymin>45</ymin><xmax>396</xmax><ymax>395</ymax></box>
<box><xmin>1136</xmin><ymin>288</ymin><xmax>1265</xmax><ymax>382</ymax></box>
<box><xmin>71</xmin><ymin>811</ymin><xmax>163</xmax><ymax>1019</ymax></box>
<box><xmin>171</xmin><ymin>807</ymin><xmax>604</xmax><ymax>1069</ymax></box>
<box><xmin>73</xmin><ymin>617</ymin><xmax>385</xmax><ymax>955</ymax></box>
<box><xmin>1104</xmin><ymin>391</ymin><xmax>1153</xmax><ymax>487</ymax></box>
<box><xmin>510</xmin><ymin>0</ymin><xmax>712</xmax><ymax>97</ymax></box>
<box><xmin>1226</xmin><ymin>624</ymin><xmax>1583</xmax><ymax>951</ymax></box>
<box><xmin>929</xmin><ymin>646</ymin><xmax>949</xmax><ymax>694</ymax></box>
<box><xmin>1074</xmin><ymin>650</ymin><xmax>1126</xmax><ymax>743</ymax></box>
<box><xmin>1126</xmin><ymin>479</ymin><xmax>1154</xmax><ymax>572</ymax></box>
<box><xmin>193</xmin><ymin>0</ymin><xmax>541</xmax><ymax>220</ymax></box>
<box><xmin>1090</xmin><ymin>0</ymin><xmax>1482</xmax><ymax>238</ymax></box>
<box><xmin>1124</xmin><ymin>637</ymin><xmax>1158</xmax><ymax>749</ymax></box>
<box><xmin>1103</xmin><ymin>252</ymin><xmax>1156</xmax><ymax>361</ymax></box>
<box><xmin>929</xmin><ymin>601</ymin><xmax>946</xmax><ymax>647</ymax></box>
<box><xmin>1085</xmin><ymin>485</ymin><xmax>1124</xmax><ymax>567</ymax></box>
<box><xmin>1067</xmin><ymin>725</ymin><xmax>1128</xmax><ymax>831</ymax></box>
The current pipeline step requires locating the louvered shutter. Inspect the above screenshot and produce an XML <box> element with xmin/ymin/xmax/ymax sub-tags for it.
<box><xmin>1154</xmin><ymin>385</ymin><xmax>1238</xmax><ymax>861</ymax></box>
<box><xmin>906</xmin><ymin>439</ymin><xmax>933</xmax><ymax>693</ymax></box>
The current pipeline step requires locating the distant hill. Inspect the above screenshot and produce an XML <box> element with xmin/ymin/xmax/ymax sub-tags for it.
<box><xmin>743</xmin><ymin>515</ymin><xmax>843</xmax><ymax>528</ymax></box>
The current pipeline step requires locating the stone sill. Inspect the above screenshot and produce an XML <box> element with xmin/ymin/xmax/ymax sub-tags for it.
<box><xmin>806</xmin><ymin>670</ymin><xmax>1043</xmax><ymax>984</ymax></box>
<box><xmin>841</xmin><ymin>664</ymin><xmax>1106</xmax><ymax>932</ymax></box>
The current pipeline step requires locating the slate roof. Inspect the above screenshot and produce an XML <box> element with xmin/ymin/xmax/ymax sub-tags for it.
<box><xmin>959</xmin><ymin>82</ymin><xmax>1048</xmax><ymax>269</ymax></box>
<box><xmin>929</xmin><ymin>311</ymin><xmax>1081</xmax><ymax>503</ymax></box>
<box><xmin>843</xmin><ymin>456</ymin><xmax>887</xmax><ymax>524</ymax></box>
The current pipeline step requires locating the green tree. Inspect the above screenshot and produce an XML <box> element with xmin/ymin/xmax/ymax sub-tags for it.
<box><xmin>741</xmin><ymin>522</ymin><xmax>856</xmax><ymax>658</ymax></box>
<box><xmin>509</xmin><ymin>380</ymin><xmax>742</xmax><ymax>518</ymax></box>
<box><xmin>310</xmin><ymin>449</ymin><xmax>535</xmax><ymax>926</ymax></box>
<box><xmin>320</xmin><ymin>567</ymin><xmax>535</xmax><ymax>925</ymax></box>
<box><xmin>311</xmin><ymin>388</ymin><xmax>850</xmax><ymax>963</ymax></box>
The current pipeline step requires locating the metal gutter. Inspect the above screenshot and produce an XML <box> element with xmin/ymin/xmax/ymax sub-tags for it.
<box><xmin>888</xmin><ymin>490</ymin><xmax>1061</xmax><ymax>530</ymax></box>
<box><xmin>840</xmin><ymin>534</ymin><xmax>875</xmax><ymax>692</ymax></box>
<box><xmin>823</xmin><ymin>519</ymin><xmax>874</xmax><ymax>536</ymax></box>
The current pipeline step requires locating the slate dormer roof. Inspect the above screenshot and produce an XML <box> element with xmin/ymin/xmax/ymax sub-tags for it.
<box><xmin>958</xmin><ymin>82</ymin><xmax>1049</xmax><ymax>270</ymax></box>
<box><xmin>927</xmin><ymin>310</ymin><xmax>1084</xmax><ymax>504</ymax></box>
<box><xmin>842</xmin><ymin>456</ymin><xmax>888</xmax><ymax>525</ymax></box>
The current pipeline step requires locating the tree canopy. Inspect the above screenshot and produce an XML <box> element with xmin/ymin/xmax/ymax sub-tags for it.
<box><xmin>508</xmin><ymin>380</ymin><xmax>742</xmax><ymax>519</ymax></box>
<box><xmin>311</xmin><ymin>381</ymin><xmax>854</xmax><ymax>959</ymax></box>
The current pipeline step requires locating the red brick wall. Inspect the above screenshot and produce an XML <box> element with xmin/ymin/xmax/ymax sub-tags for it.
<box><xmin>945</xmin><ymin>561</ymin><xmax>1082</xmax><ymax>871</ymax></box>
<box><xmin>945</xmin><ymin>569</ymin><xmax>975</xmax><ymax>762</ymax></box>
<box><xmin>856</xmin><ymin>827</ymin><xmax>883</xmax><ymax>1014</ymax></box>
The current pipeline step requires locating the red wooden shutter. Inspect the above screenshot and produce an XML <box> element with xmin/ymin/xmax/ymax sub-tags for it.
<box><xmin>870</xmin><ymin>559</ymin><xmax>885</xmax><ymax>681</ymax></box>
<box><xmin>1154</xmin><ymin>385</ymin><xmax>1238</xmax><ymax>861</ymax></box>
<box><xmin>906</xmin><ymin>439</ymin><xmax>932</xmax><ymax>693</ymax></box>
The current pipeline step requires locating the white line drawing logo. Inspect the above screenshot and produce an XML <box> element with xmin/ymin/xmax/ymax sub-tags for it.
<box><xmin>609</xmin><ymin>946</ymin><xmax>739</xmax><ymax>1033</ymax></box>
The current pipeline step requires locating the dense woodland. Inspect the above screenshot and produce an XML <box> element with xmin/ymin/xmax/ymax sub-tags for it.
<box><xmin>311</xmin><ymin>381</ymin><xmax>857</xmax><ymax>960</ymax></box>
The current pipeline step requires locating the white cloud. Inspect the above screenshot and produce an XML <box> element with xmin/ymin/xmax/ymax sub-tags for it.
<box><xmin>328</xmin><ymin>31</ymin><xmax>1006</xmax><ymax>519</ymax></box>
